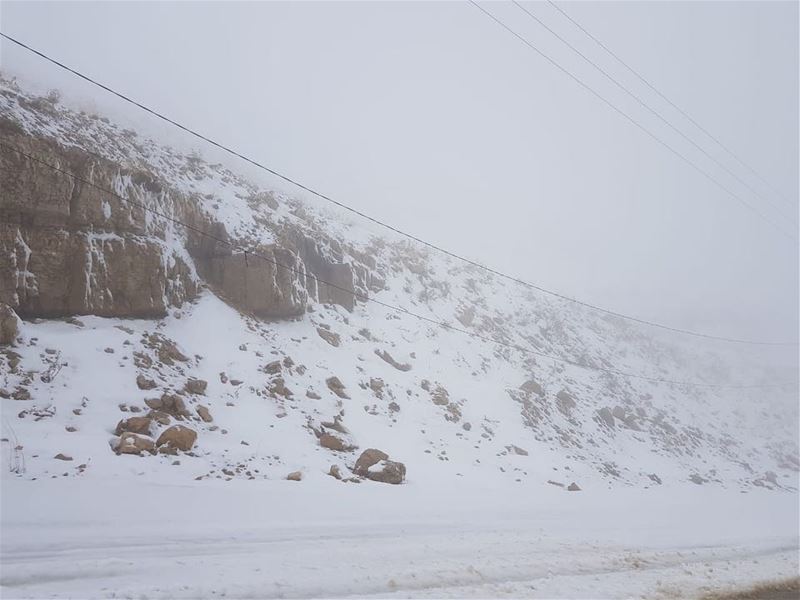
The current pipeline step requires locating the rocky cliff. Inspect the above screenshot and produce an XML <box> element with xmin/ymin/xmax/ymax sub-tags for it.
<box><xmin>0</xmin><ymin>89</ymin><xmax>372</xmax><ymax>320</ymax></box>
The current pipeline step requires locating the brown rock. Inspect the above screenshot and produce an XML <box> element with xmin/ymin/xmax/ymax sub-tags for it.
<box><xmin>286</xmin><ymin>471</ymin><xmax>302</xmax><ymax>481</ymax></box>
<box><xmin>196</xmin><ymin>405</ymin><xmax>213</xmax><ymax>423</ymax></box>
<box><xmin>374</xmin><ymin>349</ymin><xmax>411</xmax><ymax>371</ymax></box>
<box><xmin>156</xmin><ymin>425</ymin><xmax>197</xmax><ymax>452</ymax></box>
<box><xmin>269</xmin><ymin>377</ymin><xmax>292</xmax><ymax>398</ymax></box>
<box><xmin>263</xmin><ymin>360</ymin><xmax>282</xmax><ymax>375</ymax></box>
<box><xmin>136</xmin><ymin>374</ymin><xmax>157</xmax><ymax>390</ymax></box>
<box><xmin>364</xmin><ymin>460</ymin><xmax>406</xmax><ymax>484</ymax></box>
<box><xmin>148</xmin><ymin>410</ymin><xmax>171</xmax><ymax>426</ymax></box>
<box><xmin>115</xmin><ymin>416</ymin><xmax>152</xmax><ymax>436</ymax></box>
<box><xmin>184</xmin><ymin>378</ymin><xmax>207</xmax><ymax>395</ymax></box>
<box><xmin>317</xmin><ymin>327</ymin><xmax>340</xmax><ymax>347</ymax></box>
<box><xmin>116</xmin><ymin>432</ymin><xmax>156</xmax><ymax>455</ymax></box>
<box><xmin>326</xmin><ymin>376</ymin><xmax>349</xmax><ymax>399</ymax></box>
<box><xmin>329</xmin><ymin>465</ymin><xmax>342</xmax><ymax>479</ymax></box>
<box><xmin>319</xmin><ymin>433</ymin><xmax>353</xmax><ymax>452</ymax></box>
<box><xmin>354</xmin><ymin>448</ymin><xmax>389</xmax><ymax>475</ymax></box>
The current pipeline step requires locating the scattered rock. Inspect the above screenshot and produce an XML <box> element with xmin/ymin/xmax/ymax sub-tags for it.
<box><xmin>556</xmin><ymin>390</ymin><xmax>576</xmax><ymax>415</ymax></box>
<box><xmin>648</xmin><ymin>473</ymin><xmax>662</xmax><ymax>485</ymax></box>
<box><xmin>369</xmin><ymin>378</ymin><xmax>385</xmax><ymax>397</ymax></box>
<box><xmin>65</xmin><ymin>426</ymin><xmax>77</xmax><ymax>432</ymax></box>
<box><xmin>147</xmin><ymin>393</ymin><xmax>190</xmax><ymax>418</ymax></box>
<box><xmin>508</xmin><ymin>445</ymin><xmax>529</xmax><ymax>456</ymax></box>
<box><xmin>196</xmin><ymin>405</ymin><xmax>213</xmax><ymax>423</ymax></box>
<box><xmin>329</xmin><ymin>465</ymin><xmax>342</xmax><ymax>479</ymax></box>
<box><xmin>12</xmin><ymin>387</ymin><xmax>30</xmax><ymax>401</ymax></box>
<box><xmin>689</xmin><ymin>473</ymin><xmax>707</xmax><ymax>485</ymax></box>
<box><xmin>597</xmin><ymin>407</ymin><xmax>615</xmax><ymax>428</ymax></box>
<box><xmin>567</xmin><ymin>482</ymin><xmax>581</xmax><ymax>491</ymax></box>
<box><xmin>520</xmin><ymin>379</ymin><xmax>544</xmax><ymax>396</ymax></box>
<box><xmin>136</xmin><ymin>374</ymin><xmax>157</xmax><ymax>390</ymax></box>
<box><xmin>375</xmin><ymin>349</ymin><xmax>411</xmax><ymax>371</ymax></box>
<box><xmin>326</xmin><ymin>377</ymin><xmax>349</xmax><ymax>399</ymax></box>
<box><xmin>184</xmin><ymin>378</ymin><xmax>208</xmax><ymax>396</ymax></box>
<box><xmin>156</xmin><ymin>425</ymin><xmax>197</xmax><ymax>452</ymax></box>
<box><xmin>306</xmin><ymin>389</ymin><xmax>321</xmax><ymax>400</ymax></box>
<box><xmin>388</xmin><ymin>401</ymin><xmax>401</xmax><ymax>412</ymax></box>
<box><xmin>263</xmin><ymin>360</ymin><xmax>282</xmax><ymax>375</ymax></box>
<box><xmin>462</xmin><ymin>422</ymin><xmax>472</xmax><ymax>431</ymax></box>
<box><xmin>547</xmin><ymin>480</ymin><xmax>565</xmax><ymax>488</ymax></box>
<box><xmin>269</xmin><ymin>377</ymin><xmax>293</xmax><ymax>398</ymax></box>
<box><xmin>321</xmin><ymin>416</ymin><xmax>349</xmax><ymax>434</ymax></box>
<box><xmin>286</xmin><ymin>471</ymin><xmax>302</xmax><ymax>481</ymax></box>
<box><xmin>54</xmin><ymin>453</ymin><xmax>72</xmax><ymax>461</ymax></box>
<box><xmin>319</xmin><ymin>433</ymin><xmax>354</xmax><ymax>452</ymax></box>
<box><xmin>317</xmin><ymin>327</ymin><xmax>341</xmax><ymax>347</ymax></box>
<box><xmin>115</xmin><ymin>416</ymin><xmax>153</xmax><ymax>436</ymax></box>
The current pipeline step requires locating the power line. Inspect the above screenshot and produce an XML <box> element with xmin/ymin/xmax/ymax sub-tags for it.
<box><xmin>467</xmin><ymin>2</ymin><xmax>797</xmax><ymax>243</ymax></box>
<box><xmin>0</xmin><ymin>141</ymin><xmax>793</xmax><ymax>389</ymax></box>
<box><xmin>512</xmin><ymin>0</ymin><xmax>797</xmax><ymax>228</ymax></box>
<box><xmin>547</xmin><ymin>0</ymin><xmax>799</xmax><ymax>213</ymax></box>
<box><xmin>0</xmin><ymin>31</ymin><xmax>796</xmax><ymax>347</ymax></box>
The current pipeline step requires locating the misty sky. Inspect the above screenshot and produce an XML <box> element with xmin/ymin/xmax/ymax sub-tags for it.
<box><xmin>1</xmin><ymin>1</ymin><xmax>797</xmax><ymax>346</ymax></box>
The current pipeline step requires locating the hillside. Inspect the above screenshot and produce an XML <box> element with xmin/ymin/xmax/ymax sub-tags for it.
<box><xmin>0</xmin><ymin>77</ymin><xmax>798</xmax><ymax>599</ymax></box>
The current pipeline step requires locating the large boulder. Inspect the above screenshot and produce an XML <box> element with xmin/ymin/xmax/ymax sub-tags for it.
<box><xmin>353</xmin><ymin>448</ymin><xmax>389</xmax><ymax>475</ymax></box>
<box><xmin>0</xmin><ymin>303</ymin><xmax>20</xmax><ymax>345</ymax></box>
<box><xmin>365</xmin><ymin>460</ymin><xmax>406</xmax><ymax>485</ymax></box>
<box><xmin>115</xmin><ymin>432</ymin><xmax>156</xmax><ymax>455</ymax></box>
<box><xmin>353</xmin><ymin>448</ymin><xmax>406</xmax><ymax>484</ymax></box>
<box><xmin>156</xmin><ymin>425</ymin><xmax>197</xmax><ymax>452</ymax></box>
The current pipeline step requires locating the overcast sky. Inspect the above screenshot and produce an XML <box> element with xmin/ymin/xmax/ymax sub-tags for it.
<box><xmin>1</xmin><ymin>1</ymin><xmax>798</xmax><ymax>348</ymax></box>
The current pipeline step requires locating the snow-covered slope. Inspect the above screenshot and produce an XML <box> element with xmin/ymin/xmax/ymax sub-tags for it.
<box><xmin>0</xmin><ymin>76</ymin><xmax>797</xmax><ymax>495</ymax></box>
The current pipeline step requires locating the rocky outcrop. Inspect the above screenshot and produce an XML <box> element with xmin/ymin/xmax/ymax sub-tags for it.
<box><xmin>0</xmin><ymin>124</ymin><xmax>370</xmax><ymax>321</ymax></box>
<box><xmin>0</xmin><ymin>131</ymin><xmax>198</xmax><ymax>318</ymax></box>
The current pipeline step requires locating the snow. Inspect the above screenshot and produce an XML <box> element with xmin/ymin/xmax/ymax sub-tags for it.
<box><xmin>1</xmin><ymin>478</ymin><xmax>797</xmax><ymax>598</ymax></box>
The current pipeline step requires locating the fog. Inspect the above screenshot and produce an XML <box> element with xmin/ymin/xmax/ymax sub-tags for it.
<box><xmin>1</xmin><ymin>0</ymin><xmax>797</xmax><ymax>347</ymax></box>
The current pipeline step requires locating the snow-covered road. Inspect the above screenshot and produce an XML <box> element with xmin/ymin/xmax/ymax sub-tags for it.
<box><xmin>1</xmin><ymin>478</ymin><xmax>797</xmax><ymax>598</ymax></box>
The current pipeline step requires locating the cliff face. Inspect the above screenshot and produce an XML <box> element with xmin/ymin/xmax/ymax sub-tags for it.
<box><xmin>0</xmin><ymin>114</ymin><xmax>362</xmax><ymax>320</ymax></box>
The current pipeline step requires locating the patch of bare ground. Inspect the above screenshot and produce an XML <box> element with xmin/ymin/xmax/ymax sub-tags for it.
<box><xmin>701</xmin><ymin>577</ymin><xmax>800</xmax><ymax>600</ymax></box>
